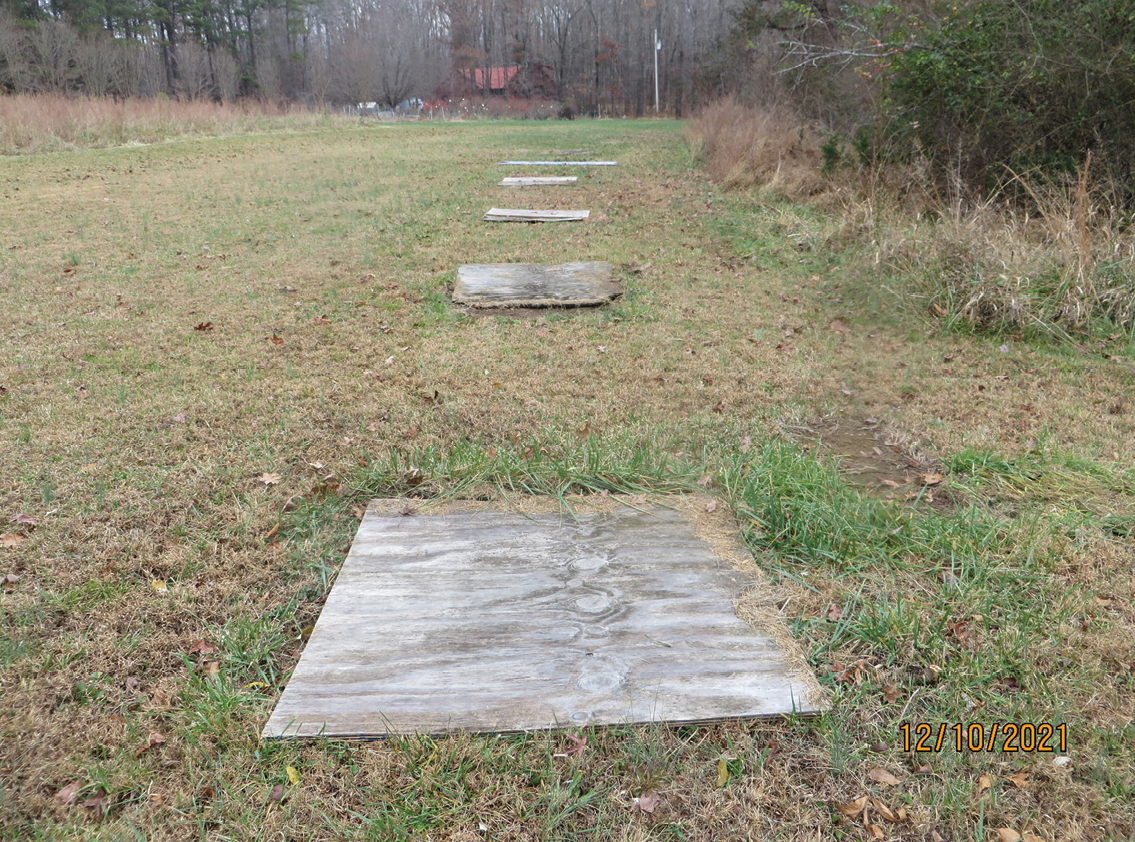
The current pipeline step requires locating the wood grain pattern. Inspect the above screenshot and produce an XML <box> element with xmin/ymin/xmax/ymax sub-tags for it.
<box><xmin>482</xmin><ymin>208</ymin><xmax>590</xmax><ymax>222</ymax></box>
<box><xmin>453</xmin><ymin>262</ymin><xmax>621</xmax><ymax>308</ymax></box>
<box><xmin>263</xmin><ymin>501</ymin><xmax>824</xmax><ymax>739</ymax></box>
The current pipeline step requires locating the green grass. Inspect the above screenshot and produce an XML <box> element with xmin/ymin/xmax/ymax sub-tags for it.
<box><xmin>1</xmin><ymin>116</ymin><xmax>1133</xmax><ymax>841</ymax></box>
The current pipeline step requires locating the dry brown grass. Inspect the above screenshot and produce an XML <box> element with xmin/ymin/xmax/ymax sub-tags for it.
<box><xmin>1</xmin><ymin>118</ymin><xmax>1133</xmax><ymax>841</ymax></box>
<box><xmin>688</xmin><ymin>98</ymin><xmax>824</xmax><ymax>196</ymax></box>
<box><xmin>692</xmin><ymin>98</ymin><xmax>1135</xmax><ymax>336</ymax></box>
<box><xmin>0</xmin><ymin>93</ymin><xmax>342</xmax><ymax>154</ymax></box>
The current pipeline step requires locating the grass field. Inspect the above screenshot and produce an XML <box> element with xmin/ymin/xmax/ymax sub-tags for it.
<box><xmin>2</xmin><ymin>118</ymin><xmax>1134</xmax><ymax>841</ymax></box>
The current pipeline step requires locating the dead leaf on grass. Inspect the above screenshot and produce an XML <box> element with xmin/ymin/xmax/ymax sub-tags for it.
<box><xmin>269</xmin><ymin>334</ymin><xmax>284</xmax><ymax>346</ymax></box>
<box><xmin>81</xmin><ymin>794</ymin><xmax>109</xmax><ymax>817</ymax></box>
<box><xmin>1021</xmin><ymin>834</ymin><xmax>1046</xmax><ymax>842</ymax></box>
<box><xmin>995</xmin><ymin>830</ymin><xmax>1022</xmax><ymax>842</ymax></box>
<box><xmin>829</xmin><ymin>319</ymin><xmax>850</xmax><ymax>335</ymax></box>
<box><xmin>867</xmin><ymin>767</ymin><xmax>901</xmax><ymax>786</ymax></box>
<box><xmin>871</xmin><ymin>798</ymin><xmax>906</xmax><ymax>822</ymax></box>
<box><xmin>716</xmin><ymin>758</ymin><xmax>729</xmax><ymax>787</ymax></box>
<box><xmin>881</xmin><ymin>682</ymin><xmax>901</xmax><ymax>703</ymax></box>
<box><xmin>12</xmin><ymin>514</ymin><xmax>38</xmax><ymax>526</ymax></box>
<box><xmin>919</xmin><ymin>472</ymin><xmax>944</xmax><ymax>486</ymax></box>
<box><xmin>1007</xmin><ymin>772</ymin><xmax>1030</xmax><ymax>789</ymax></box>
<box><xmin>135</xmin><ymin>731</ymin><xmax>166</xmax><ymax>757</ymax></box>
<box><xmin>268</xmin><ymin>783</ymin><xmax>284</xmax><ymax>804</ymax></box>
<box><xmin>705</xmin><ymin>500</ymin><xmax>717</xmax><ymax>513</ymax></box>
<box><xmin>55</xmin><ymin>781</ymin><xmax>83</xmax><ymax>807</ymax></box>
<box><xmin>188</xmin><ymin>640</ymin><xmax>218</xmax><ymax>655</ymax></box>
<box><xmin>0</xmin><ymin>533</ymin><xmax>25</xmax><ymax>548</ymax></box>
<box><xmin>834</xmin><ymin>795</ymin><xmax>868</xmax><ymax>818</ymax></box>
<box><xmin>633</xmin><ymin>792</ymin><xmax>660</xmax><ymax>814</ymax></box>
<box><xmin>201</xmin><ymin>661</ymin><xmax>220</xmax><ymax>679</ymax></box>
<box><xmin>866</xmin><ymin>823</ymin><xmax>885</xmax><ymax>840</ymax></box>
<box><xmin>194</xmin><ymin>321</ymin><xmax>213</xmax><ymax>331</ymax></box>
<box><xmin>555</xmin><ymin>733</ymin><xmax>587</xmax><ymax>758</ymax></box>
<box><xmin>150</xmin><ymin>580</ymin><xmax>168</xmax><ymax>593</ymax></box>
<box><xmin>286</xmin><ymin>765</ymin><xmax>301</xmax><ymax>785</ymax></box>
<box><xmin>825</xmin><ymin>603</ymin><xmax>843</xmax><ymax>621</ymax></box>
<box><xmin>978</xmin><ymin>773</ymin><xmax>993</xmax><ymax>793</ymax></box>
<box><xmin>171</xmin><ymin>413</ymin><xmax>187</xmax><ymax>424</ymax></box>
<box><xmin>3</xmin><ymin>572</ymin><xmax>19</xmax><ymax>588</ymax></box>
<box><xmin>258</xmin><ymin>472</ymin><xmax>282</xmax><ymax>486</ymax></box>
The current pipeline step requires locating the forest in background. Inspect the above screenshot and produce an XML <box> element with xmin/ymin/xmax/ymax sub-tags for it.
<box><xmin>0</xmin><ymin>0</ymin><xmax>742</xmax><ymax>114</ymax></box>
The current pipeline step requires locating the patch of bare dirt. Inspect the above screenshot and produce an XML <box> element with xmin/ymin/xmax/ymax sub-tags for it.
<box><xmin>790</xmin><ymin>415</ymin><xmax>958</xmax><ymax>510</ymax></box>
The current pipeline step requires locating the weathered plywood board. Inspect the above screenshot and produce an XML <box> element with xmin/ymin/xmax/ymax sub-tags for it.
<box><xmin>499</xmin><ymin>160</ymin><xmax>617</xmax><ymax>166</ymax></box>
<box><xmin>263</xmin><ymin>501</ymin><xmax>825</xmax><ymax>739</ymax></box>
<box><xmin>453</xmin><ymin>262</ymin><xmax>621</xmax><ymax>308</ymax></box>
<box><xmin>499</xmin><ymin>176</ymin><xmax>579</xmax><ymax>186</ymax></box>
<box><xmin>483</xmin><ymin>208</ymin><xmax>590</xmax><ymax>222</ymax></box>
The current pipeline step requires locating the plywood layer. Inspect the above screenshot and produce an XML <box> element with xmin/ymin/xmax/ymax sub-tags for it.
<box><xmin>499</xmin><ymin>176</ymin><xmax>579</xmax><ymax>186</ymax></box>
<box><xmin>453</xmin><ymin>262</ymin><xmax>621</xmax><ymax>308</ymax></box>
<box><xmin>263</xmin><ymin>501</ymin><xmax>824</xmax><ymax>739</ymax></box>
<box><xmin>482</xmin><ymin>208</ymin><xmax>590</xmax><ymax>222</ymax></box>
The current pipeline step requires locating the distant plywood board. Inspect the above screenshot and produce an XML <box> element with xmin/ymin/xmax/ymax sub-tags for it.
<box><xmin>453</xmin><ymin>262</ymin><xmax>621</xmax><ymax>309</ymax></box>
<box><xmin>483</xmin><ymin>208</ymin><xmax>589</xmax><ymax>222</ymax></box>
<box><xmin>499</xmin><ymin>176</ymin><xmax>579</xmax><ymax>186</ymax></box>
<box><xmin>499</xmin><ymin>160</ymin><xmax>617</xmax><ymax>166</ymax></box>
<box><xmin>263</xmin><ymin>499</ymin><xmax>826</xmax><ymax>739</ymax></box>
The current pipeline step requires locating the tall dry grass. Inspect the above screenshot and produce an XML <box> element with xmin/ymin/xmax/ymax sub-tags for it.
<box><xmin>0</xmin><ymin>93</ymin><xmax>343</xmax><ymax>154</ymax></box>
<box><xmin>691</xmin><ymin>99</ymin><xmax>1135</xmax><ymax>336</ymax></box>
<box><xmin>688</xmin><ymin>98</ymin><xmax>824</xmax><ymax>196</ymax></box>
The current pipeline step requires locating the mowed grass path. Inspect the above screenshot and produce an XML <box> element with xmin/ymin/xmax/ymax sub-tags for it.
<box><xmin>1</xmin><ymin>120</ymin><xmax>1133</xmax><ymax>840</ymax></box>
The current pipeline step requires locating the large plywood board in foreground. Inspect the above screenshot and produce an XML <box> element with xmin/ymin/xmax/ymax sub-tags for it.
<box><xmin>264</xmin><ymin>499</ymin><xmax>825</xmax><ymax>739</ymax></box>
<box><xmin>499</xmin><ymin>176</ymin><xmax>579</xmax><ymax>186</ymax></box>
<box><xmin>453</xmin><ymin>262</ymin><xmax>621</xmax><ymax>308</ymax></box>
<box><xmin>483</xmin><ymin>208</ymin><xmax>589</xmax><ymax>222</ymax></box>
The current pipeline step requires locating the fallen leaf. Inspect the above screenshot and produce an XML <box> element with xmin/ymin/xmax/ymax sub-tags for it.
<box><xmin>834</xmin><ymin>795</ymin><xmax>868</xmax><ymax>818</ymax></box>
<box><xmin>867</xmin><ymin>767</ymin><xmax>901</xmax><ymax>786</ymax></box>
<box><xmin>978</xmin><ymin>773</ymin><xmax>993</xmax><ymax>792</ymax></box>
<box><xmin>996</xmin><ymin>830</ymin><xmax>1021</xmax><ymax>842</ymax></box>
<box><xmin>716</xmin><ymin>758</ymin><xmax>730</xmax><ymax>787</ymax></box>
<box><xmin>55</xmin><ymin>781</ymin><xmax>83</xmax><ymax>807</ymax></box>
<box><xmin>563</xmin><ymin>733</ymin><xmax>587</xmax><ymax>758</ymax></box>
<box><xmin>871</xmin><ymin>798</ymin><xmax>903</xmax><ymax>822</ymax></box>
<box><xmin>825</xmin><ymin>603</ymin><xmax>843</xmax><ymax>621</ymax></box>
<box><xmin>1007</xmin><ymin>772</ymin><xmax>1030</xmax><ymax>789</ymax></box>
<box><xmin>202</xmin><ymin>661</ymin><xmax>220</xmax><ymax>679</ymax></box>
<box><xmin>194</xmin><ymin>321</ymin><xmax>213</xmax><ymax>331</ymax></box>
<box><xmin>135</xmin><ymin>731</ymin><xmax>166</xmax><ymax>757</ymax></box>
<box><xmin>866</xmin><ymin>823</ymin><xmax>885</xmax><ymax>840</ymax></box>
<box><xmin>286</xmin><ymin>765</ymin><xmax>301</xmax><ymax>785</ymax></box>
<box><xmin>81</xmin><ymin>794</ymin><xmax>109</xmax><ymax>817</ymax></box>
<box><xmin>268</xmin><ymin>783</ymin><xmax>284</xmax><ymax>804</ymax></box>
<box><xmin>258</xmin><ymin>472</ymin><xmax>282</xmax><ymax>486</ymax></box>
<box><xmin>188</xmin><ymin>640</ymin><xmax>218</xmax><ymax>655</ymax></box>
<box><xmin>150</xmin><ymin>580</ymin><xmax>168</xmax><ymax>593</ymax></box>
<box><xmin>881</xmin><ymin>682</ymin><xmax>900</xmax><ymax>703</ymax></box>
<box><xmin>930</xmin><ymin>832</ymin><xmax>946</xmax><ymax>842</ymax></box>
<box><xmin>712</xmin><ymin>398</ymin><xmax>725</xmax><ymax>413</ymax></box>
<box><xmin>270</xmin><ymin>334</ymin><xmax>284</xmax><ymax>346</ymax></box>
<box><xmin>912</xmin><ymin>761</ymin><xmax>932</xmax><ymax>774</ymax></box>
<box><xmin>705</xmin><ymin>500</ymin><xmax>717</xmax><ymax>513</ymax></box>
<box><xmin>920</xmin><ymin>472</ymin><xmax>944</xmax><ymax>486</ymax></box>
<box><xmin>1051</xmin><ymin>755</ymin><xmax>1072</xmax><ymax>768</ymax></box>
<box><xmin>171</xmin><ymin>413</ymin><xmax>187</xmax><ymax>424</ymax></box>
<box><xmin>740</xmin><ymin>435</ymin><xmax>751</xmax><ymax>453</ymax></box>
<box><xmin>3</xmin><ymin>572</ymin><xmax>20</xmax><ymax>588</ymax></box>
<box><xmin>633</xmin><ymin>791</ymin><xmax>660</xmax><ymax>813</ymax></box>
<box><xmin>0</xmin><ymin>533</ymin><xmax>25</xmax><ymax>548</ymax></box>
<box><xmin>12</xmin><ymin>514</ymin><xmax>38</xmax><ymax>526</ymax></box>
<box><xmin>829</xmin><ymin>318</ymin><xmax>850</xmax><ymax>335</ymax></box>
<box><xmin>312</xmin><ymin>314</ymin><xmax>331</xmax><ymax>324</ymax></box>
<box><xmin>1021</xmin><ymin>834</ymin><xmax>1046</xmax><ymax>842</ymax></box>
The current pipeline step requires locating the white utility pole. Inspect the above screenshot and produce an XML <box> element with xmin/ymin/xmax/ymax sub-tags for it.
<box><xmin>654</xmin><ymin>29</ymin><xmax>661</xmax><ymax>113</ymax></box>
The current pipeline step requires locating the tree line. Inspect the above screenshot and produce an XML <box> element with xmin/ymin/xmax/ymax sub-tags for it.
<box><xmin>0</xmin><ymin>0</ymin><xmax>743</xmax><ymax>114</ymax></box>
